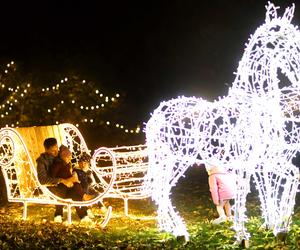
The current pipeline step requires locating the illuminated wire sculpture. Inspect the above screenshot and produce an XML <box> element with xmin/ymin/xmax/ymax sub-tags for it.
<box><xmin>145</xmin><ymin>2</ymin><xmax>300</xmax><ymax>242</ymax></box>
<box><xmin>92</xmin><ymin>144</ymin><xmax>150</xmax><ymax>216</ymax></box>
<box><xmin>0</xmin><ymin>123</ymin><xmax>116</xmax><ymax>227</ymax></box>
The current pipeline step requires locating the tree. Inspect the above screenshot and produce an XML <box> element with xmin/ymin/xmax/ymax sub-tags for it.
<box><xmin>0</xmin><ymin>61</ymin><xmax>143</xmax><ymax>148</ymax></box>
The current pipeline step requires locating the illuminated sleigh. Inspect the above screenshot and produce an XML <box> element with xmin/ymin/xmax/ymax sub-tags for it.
<box><xmin>91</xmin><ymin>144</ymin><xmax>150</xmax><ymax>216</ymax></box>
<box><xmin>0</xmin><ymin>123</ymin><xmax>116</xmax><ymax>227</ymax></box>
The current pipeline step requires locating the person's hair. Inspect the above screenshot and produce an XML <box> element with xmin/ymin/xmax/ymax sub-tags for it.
<box><xmin>59</xmin><ymin>145</ymin><xmax>72</xmax><ymax>158</ymax></box>
<box><xmin>43</xmin><ymin>138</ymin><xmax>57</xmax><ymax>149</ymax></box>
<box><xmin>78</xmin><ymin>152</ymin><xmax>91</xmax><ymax>162</ymax></box>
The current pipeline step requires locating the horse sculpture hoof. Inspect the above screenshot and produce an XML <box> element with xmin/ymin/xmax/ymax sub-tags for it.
<box><xmin>241</xmin><ymin>239</ymin><xmax>250</xmax><ymax>249</ymax></box>
<box><xmin>176</xmin><ymin>235</ymin><xmax>187</xmax><ymax>243</ymax></box>
<box><xmin>276</xmin><ymin>231</ymin><xmax>288</xmax><ymax>243</ymax></box>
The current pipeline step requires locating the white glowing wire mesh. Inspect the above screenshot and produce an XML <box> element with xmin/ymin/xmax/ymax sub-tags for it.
<box><xmin>145</xmin><ymin>3</ymin><xmax>300</xmax><ymax>241</ymax></box>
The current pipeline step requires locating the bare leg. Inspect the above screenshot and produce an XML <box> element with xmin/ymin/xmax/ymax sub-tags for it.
<box><xmin>216</xmin><ymin>203</ymin><xmax>226</xmax><ymax>218</ymax></box>
<box><xmin>213</xmin><ymin>200</ymin><xmax>227</xmax><ymax>224</ymax></box>
<box><xmin>224</xmin><ymin>200</ymin><xmax>232</xmax><ymax>217</ymax></box>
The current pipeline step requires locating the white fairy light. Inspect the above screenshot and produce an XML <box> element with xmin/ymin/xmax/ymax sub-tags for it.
<box><xmin>145</xmin><ymin>2</ymin><xmax>300</xmax><ymax>242</ymax></box>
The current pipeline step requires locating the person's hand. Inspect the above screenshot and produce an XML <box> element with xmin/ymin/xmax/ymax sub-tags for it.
<box><xmin>60</xmin><ymin>178</ymin><xmax>74</xmax><ymax>188</ymax></box>
<box><xmin>71</xmin><ymin>172</ymin><xmax>80</xmax><ymax>183</ymax></box>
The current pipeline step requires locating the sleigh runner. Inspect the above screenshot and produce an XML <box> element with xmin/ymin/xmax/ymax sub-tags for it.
<box><xmin>0</xmin><ymin>123</ymin><xmax>116</xmax><ymax>226</ymax></box>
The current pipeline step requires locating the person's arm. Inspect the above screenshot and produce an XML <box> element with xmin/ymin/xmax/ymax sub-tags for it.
<box><xmin>37</xmin><ymin>159</ymin><xmax>61</xmax><ymax>186</ymax></box>
<box><xmin>87</xmin><ymin>170</ymin><xmax>93</xmax><ymax>184</ymax></box>
<box><xmin>208</xmin><ymin>175</ymin><xmax>219</xmax><ymax>205</ymax></box>
<box><xmin>50</xmin><ymin>163</ymin><xmax>60</xmax><ymax>178</ymax></box>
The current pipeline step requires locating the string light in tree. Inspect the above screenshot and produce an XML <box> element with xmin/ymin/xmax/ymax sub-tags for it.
<box><xmin>0</xmin><ymin>62</ymin><xmax>141</xmax><ymax>134</ymax></box>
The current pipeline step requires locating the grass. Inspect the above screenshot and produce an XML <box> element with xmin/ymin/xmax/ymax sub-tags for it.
<box><xmin>0</xmin><ymin>167</ymin><xmax>299</xmax><ymax>249</ymax></box>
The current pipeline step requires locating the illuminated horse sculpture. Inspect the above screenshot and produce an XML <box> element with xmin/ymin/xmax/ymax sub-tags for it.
<box><xmin>144</xmin><ymin>3</ymin><xmax>300</xmax><ymax>242</ymax></box>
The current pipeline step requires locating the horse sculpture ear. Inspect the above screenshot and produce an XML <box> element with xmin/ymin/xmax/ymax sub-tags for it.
<box><xmin>282</xmin><ymin>4</ymin><xmax>295</xmax><ymax>24</ymax></box>
<box><xmin>265</xmin><ymin>2</ymin><xmax>278</xmax><ymax>23</ymax></box>
<box><xmin>265</xmin><ymin>2</ymin><xmax>295</xmax><ymax>24</ymax></box>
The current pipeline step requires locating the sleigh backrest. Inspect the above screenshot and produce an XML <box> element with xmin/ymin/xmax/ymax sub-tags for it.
<box><xmin>0</xmin><ymin>123</ymin><xmax>90</xmax><ymax>200</ymax></box>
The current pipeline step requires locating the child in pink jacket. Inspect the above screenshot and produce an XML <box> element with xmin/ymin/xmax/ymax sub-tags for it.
<box><xmin>206</xmin><ymin>163</ymin><xmax>236</xmax><ymax>224</ymax></box>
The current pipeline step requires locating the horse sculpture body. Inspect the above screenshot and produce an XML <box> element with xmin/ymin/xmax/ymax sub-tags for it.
<box><xmin>145</xmin><ymin>3</ymin><xmax>300</xmax><ymax>242</ymax></box>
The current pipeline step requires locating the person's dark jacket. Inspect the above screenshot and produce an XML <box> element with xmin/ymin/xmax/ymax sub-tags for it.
<box><xmin>36</xmin><ymin>153</ymin><xmax>61</xmax><ymax>186</ymax></box>
<box><xmin>50</xmin><ymin>158</ymin><xmax>73</xmax><ymax>179</ymax></box>
<box><xmin>74</xmin><ymin>169</ymin><xmax>93</xmax><ymax>193</ymax></box>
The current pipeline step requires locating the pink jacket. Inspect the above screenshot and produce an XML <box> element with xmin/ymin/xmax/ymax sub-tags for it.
<box><xmin>208</xmin><ymin>166</ymin><xmax>236</xmax><ymax>205</ymax></box>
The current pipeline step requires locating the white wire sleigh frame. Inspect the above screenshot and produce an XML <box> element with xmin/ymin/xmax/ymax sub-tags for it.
<box><xmin>0</xmin><ymin>123</ymin><xmax>116</xmax><ymax>227</ymax></box>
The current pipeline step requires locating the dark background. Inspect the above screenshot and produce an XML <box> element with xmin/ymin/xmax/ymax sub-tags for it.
<box><xmin>0</xmin><ymin>0</ymin><xmax>298</xmax><ymax>126</ymax></box>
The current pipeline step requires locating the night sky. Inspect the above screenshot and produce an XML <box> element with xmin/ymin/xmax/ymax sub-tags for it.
<box><xmin>0</xmin><ymin>0</ymin><xmax>299</xmax><ymax>123</ymax></box>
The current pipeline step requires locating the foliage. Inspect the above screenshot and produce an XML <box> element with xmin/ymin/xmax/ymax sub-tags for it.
<box><xmin>0</xmin><ymin>167</ymin><xmax>299</xmax><ymax>249</ymax></box>
<box><xmin>0</xmin><ymin>61</ymin><xmax>143</xmax><ymax>147</ymax></box>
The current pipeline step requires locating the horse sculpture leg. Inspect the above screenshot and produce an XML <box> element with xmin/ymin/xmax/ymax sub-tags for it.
<box><xmin>270</xmin><ymin>163</ymin><xmax>299</xmax><ymax>236</ymax></box>
<box><xmin>149</xmin><ymin>159</ymin><xmax>190</xmax><ymax>241</ymax></box>
<box><xmin>232</xmin><ymin>168</ymin><xmax>251</xmax><ymax>244</ymax></box>
<box><xmin>252</xmin><ymin>162</ymin><xmax>299</xmax><ymax>236</ymax></box>
<box><xmin>155</xmin><ymin>188</ymin><xmax>189</xmax><ymax>241</ymax></box>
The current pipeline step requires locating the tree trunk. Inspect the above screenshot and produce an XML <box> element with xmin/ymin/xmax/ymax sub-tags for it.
<box><xmin>0</xmin><ymin>169</ymin><xmax>8</xmax><ymax>207</ymax></box>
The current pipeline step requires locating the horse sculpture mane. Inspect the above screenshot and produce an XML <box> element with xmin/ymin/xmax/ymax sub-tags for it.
<box><xmin>145</xmin><ymin>2</ymin><xmax>300</xmax><ymax>242</ymax></box>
